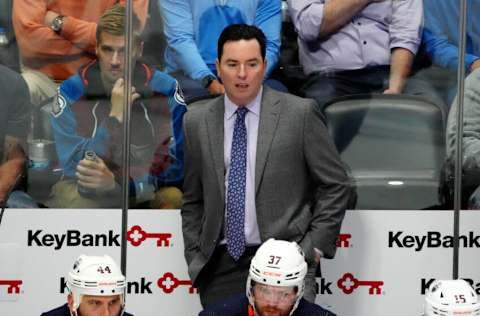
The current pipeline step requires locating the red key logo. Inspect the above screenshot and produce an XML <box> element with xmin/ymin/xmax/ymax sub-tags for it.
<box><xmin>336</xmin><ymin>233</ymin><xmax>352</xmax><ymax>248</ymax></box>
<box><xmin>127</xmin><ymin>225</ymin><xmax>172</xmax><ymax>247</ymax></box>
<box><xmin>157</xmin><ymin>272</ymin><xmax>197</xmax><ymax>294</ymax></box>
<box><xmin>0</xmin><ymin>280</ymin><xmax>23</xmax><ymax>294</ymax></box>
<box><xmin>337</xmin><ymin>273</ymin><xmax>384</xmax><ymax>295</ymax></box>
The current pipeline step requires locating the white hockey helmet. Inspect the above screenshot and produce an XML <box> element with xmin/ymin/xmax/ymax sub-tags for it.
<box><xmin>67</xmin><ymin>254</ymin><xmax>126</xmax><ymax>316</ymax></box>
<box><xmin>247</xmin><ymin>238</ymin><xmax>308</xmax><ymax>316</ymax></box>
<box><xmin>424</xmin><ymin>279</ymin><xmax>480</xmax><ymax>316</ymax></box>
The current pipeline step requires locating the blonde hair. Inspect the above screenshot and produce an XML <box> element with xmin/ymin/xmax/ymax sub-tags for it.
<box><xmin>96</xmin><ymin>4</ymin><xmax>141</xmax><ymax>45</ymax></box>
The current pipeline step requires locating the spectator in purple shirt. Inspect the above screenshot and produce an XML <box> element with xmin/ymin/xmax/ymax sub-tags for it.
<box><xmin>288</xmin><ymin>0</ymin><xmax>442</xmax><ymax>111</ymax></box>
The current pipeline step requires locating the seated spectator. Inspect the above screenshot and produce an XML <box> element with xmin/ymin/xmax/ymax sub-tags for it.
<box><xmin>0</xmin><ymin>65</ymin><xmax>37</xmax><ymax>208</ymax></box>
<box><xmin>421</xmin><ymin>0</ymin><xmax>480</xmax><ymax>105</ymax></box>
<box><xmin>45</xmin><ymin>4</ymin><xmax>186</xmax><ymax>209</ymax></box>
<box><xmin>288</xmin><ymin>0</ymin><xmax>443</xmax><ymax>111</ymax></box>
<box><xmin>12</xmin><ymin>0</ymin><xmax>148</xmax><ymax>106</ymax></box>
<box><xmin>159</xmin><ymin>0</ymin><xmax>283</xmax><ymax>101</ymax></box>
<box><xmin>199</xmin><ymin>239</ymin><xmax>336</xmax><ymax>316</ymax></box>
<box><xmin>41</xmin><ymin>254</ymin><xmax>134</xmax><ymax>316</ymax></box>
<box><xmin>0</xmin><ymin>0</ymin><xmax>20</xmax><ymax>71</ymax></box>
<box><xmin>424</xmin><ymin>279</ymin><xmax>480</xmax><ymax>316</ymax></box>
<box><xmin>446</xmin><ymin>69</ymin><xmax>480</xmax><ymax>209</ymax></box>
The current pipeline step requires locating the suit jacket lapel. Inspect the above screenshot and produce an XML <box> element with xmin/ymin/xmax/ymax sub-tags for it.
<box><xmin>255</xmin><ymin>87</ymin><xmax>281</xmax><ymax>194</ymax></box>
<box><xmin>206</xmin><ymin>97</ymin><xmax>226</xmax><ymax>201</ymax></box>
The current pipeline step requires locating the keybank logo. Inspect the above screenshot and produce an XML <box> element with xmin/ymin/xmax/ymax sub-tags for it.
<box><xmin>318</xmin><ymin>273</ymin><xmax>384</xmax><ymax>295</ymax></box>
<box><xmin>336</xmin><ymin>233</ymin><xmax>352</xmax><ymax>248</ymax></box>
<box><xmin>60</xmin><ymin>273</ymin><xmax>196</xmax><ymax>295</ymax></box>
<box><xmin>28</xmin><ymin>230</ymin><xmax>120</xmax><ymax>249</ymax></box>
<box><xmin>127</xmin><ymin>225</ymin><xmax>172</xmax><ymax>247</ymax></box>
<box><xmin>421</xmin><ymin>278</ymin><xmax>480</xmax><ymax>295</ymax></box>
<box><xmin>0</xmin><ymin>280</ymin><xmax>23</xmax><ymax>294</ymax></box>
<box><xmin>388</xmin><ymin>231</ymin><xmax>480</xmax><ymax>251</ymax></box>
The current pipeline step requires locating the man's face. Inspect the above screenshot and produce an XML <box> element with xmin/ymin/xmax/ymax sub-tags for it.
<box><xmin>96</xmin><ymin>32</ymin><xmax>140</xmax><ymax>89</ymax></box>
<box><xmin>68</xmin><ymin>294</ymin><xmax>122</xmax><ymax>316</ymax></box>
<box><xmin>216</xmin><ymin>39</ymin><xmax>266</xmax><ymax>106</ymax></box>
<box><xmin>253</xmin><ymin>283</ymin><xmax>297</xmax><ymax>316</ymax></box>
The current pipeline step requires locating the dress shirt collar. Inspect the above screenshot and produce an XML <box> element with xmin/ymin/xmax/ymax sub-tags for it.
<box><xmin>224</xmin><ymin>86</ymin><xmax>263</xmax><ymax>120</ymax></box>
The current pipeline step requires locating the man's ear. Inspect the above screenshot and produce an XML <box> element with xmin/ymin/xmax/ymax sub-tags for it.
<box><xmin>67</xmin><ymin>294</ymin><xmax>74</xmax><ymax>312</ymax></box>
<box><xmin>215</xmin><ymin>58</ymin><xmax>221</xmax><ymax>79</ymax></box>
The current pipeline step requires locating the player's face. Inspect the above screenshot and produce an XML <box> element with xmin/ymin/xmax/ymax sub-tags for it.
<box><xmin>76</xmin><ymin>295</ymin><xmax>122</xmax><ymax>316</ymax></box>
<box><xmin>96</xmin><ymin>32</ymin><xmax>140</xmax><ymax>88</ymax></box>
<box><xmin>216</xmin><ymin>39</ymin><xmax>266</xmax><ymax>106</ymax></box>
<box><xmin>253</xmin><ymin>283</ymin><xmax>297</xmax><ymax>316</ymax></box>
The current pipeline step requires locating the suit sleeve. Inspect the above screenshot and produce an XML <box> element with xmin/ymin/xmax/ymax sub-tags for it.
<box><xmin>181</xmin><ymin>111</ymin><xmax>205</xmax><ymax>265</ymax></box>
<box><xmin>303</xmin><ymin>100</ymin><xmax>354</xmax><ymax>258</ymax></box>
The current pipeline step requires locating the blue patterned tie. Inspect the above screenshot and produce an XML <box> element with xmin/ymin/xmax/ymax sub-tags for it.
<box><xmin>226</xmin><ymin>107</ymin><xmax>248</xmax><ymax>261</ymax></box>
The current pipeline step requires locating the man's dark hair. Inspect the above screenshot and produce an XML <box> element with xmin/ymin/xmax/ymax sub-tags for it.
<box><xmin>217</xmin><ymin>24</ymin><xmax>266</xmax><ymax>61</ymax></box>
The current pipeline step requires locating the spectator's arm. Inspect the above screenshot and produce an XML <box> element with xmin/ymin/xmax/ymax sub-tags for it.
<box><xmin>389</xmin><ymin>0</ymin><xmax>422</xmax><ymax>56</ymax></box>
<box><xmin>12</xmin><ymin>0</ymin><xmax>85</xmax><ymax>58</ymax></box>
<box><xmin>149</xmin><ymin>74</ymin><xmax>187</xmax><ymax>186</ymax></box>
<box><xmin>422</xmin><ymin>29</ymin><xmax>480</xmax><ymax>73</ymax></box>
<box><xmin>0</xmin><ymin>137</ymin><xmax>27</xmax><ymax>203</ymax></box>
<box><xmin>255</xmin><ymin>0</ymin><xmax>282</xmax><ymax>77</ymax></box>
<box><xmin>288</xmin><ymin>0</ymin><xmax>371</xmax><ymax>42</ymax></box>
<box><xmin>384</xmin><ymin>0</ymin><xmax>422</xmax><ymax>94</ymax></box>
<box><xmin>385</xmin><ymin>48</ymin><xmax>414</xmax><ymax>94</ymax></box>
<box><xmin>159</xmin><ymin>0</ymin><xmax>214</xmax><ymax>81</ymax></box>
<box><xmin>0</xmin><ymin>70</ymin><xmax>31</xmax><ymax>202</ymax></box>
<box><xmin>50</xmin><ymin>78</ymin><xmax>112</xmax><ymax>177</ymax></box>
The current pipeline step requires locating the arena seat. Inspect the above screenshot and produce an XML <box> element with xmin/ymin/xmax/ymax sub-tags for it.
<box><xmin>324</xmin><ymin>94</ymin><xmax>446</xmax><ymax>210</ymax></box>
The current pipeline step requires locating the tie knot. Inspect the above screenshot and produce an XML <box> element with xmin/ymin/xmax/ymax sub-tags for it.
<box><xmin>236</xmin><ymin>107</ymin><xmax>248</xmax><ymax>120</ymax></box>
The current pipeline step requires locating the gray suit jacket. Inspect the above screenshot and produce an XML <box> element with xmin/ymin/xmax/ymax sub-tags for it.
<box><xmin>181</xmin><ymin>86</ymin><xmax>353</xmax><ymax>284</ymax></box>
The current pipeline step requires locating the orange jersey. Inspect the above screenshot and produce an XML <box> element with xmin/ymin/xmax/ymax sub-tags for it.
<box><xmin>13</xmin><ymin>0</ymin><xmax>148</xmax><ymax>80</ymax></box>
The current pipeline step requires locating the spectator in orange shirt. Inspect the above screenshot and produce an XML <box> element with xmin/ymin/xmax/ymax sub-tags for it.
<box><xmin>12</xmin><ymin>0</ymin><xmax>148</xmax><ymax>106</ymax></box>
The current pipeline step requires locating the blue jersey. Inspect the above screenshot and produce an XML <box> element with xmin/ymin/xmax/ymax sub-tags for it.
<box><xmin>199</xmin><ymin>294</ymin><xmax>337</xmax><ymax>316</ymax></box>
<box><xmin>51</xmin><ymin>60</ymin><xmax>187</xmax><ymax>200</ymax></box>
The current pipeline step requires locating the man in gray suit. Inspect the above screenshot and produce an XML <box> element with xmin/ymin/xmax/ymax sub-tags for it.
<box><xmin>181</xmin><ymin>24</ymin><xmax>353</xmax><ymax>308</ymax></box>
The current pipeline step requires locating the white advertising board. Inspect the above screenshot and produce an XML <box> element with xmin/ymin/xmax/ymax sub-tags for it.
<box><xmin>0</xmin><ymin>209</ymin><xmax>475</xmax><ymax>316</ymax></box>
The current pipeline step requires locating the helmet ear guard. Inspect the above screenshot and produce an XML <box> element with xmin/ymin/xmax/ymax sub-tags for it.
<box><xmin>67</xmin><ymin>254</ymin><xmax>126</xmax><ymax>316</ymax></box>
<box><xmin>246</xmin><ymin>239</ymin><xmax>308</xmax><ymax>316</ymax></box>
<box><xmin>424</xmin><ymin>279</ymin><xmax>480</xmax><ymax>316</ymax></box>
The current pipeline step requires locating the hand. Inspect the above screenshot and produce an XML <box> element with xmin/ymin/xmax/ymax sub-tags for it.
<box><xmin>314</xmin><ymin>247</ymin><xmax>323</xmax><ymax>264</ymax></box>
<box><xmin>76</xmin><ymin>156</ymin><xmax>117</xmax><ymax>194</ymax></box>
<box><xmin>470</xmin><ymin>59</ymin><xmax>480</xmax><ymax>72</ymax></box>
<box><xmin>383</xmin><ymin>87</ymin><xmax>401</xmax><ymax>95</ymax></box>
<box><xmin>110</xmin><ymin>78</ymin><xmax>141</xmax><ymax>122</ymax></box>
<box><xmin>0</xmin><ymin>157</ymin><xmax>25</xmax><ymax>203</ymax></box>
<box><xmin>208</xmin><ymin>80</ymin><xmax>225</xmax><ymax>95</ymax></box>
<box><xmin>44</xmin><ymin>10</ymin><xmax>59</xmax><ymax>27</ymax></box>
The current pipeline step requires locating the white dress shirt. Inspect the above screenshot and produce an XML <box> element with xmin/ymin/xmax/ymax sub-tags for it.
<box><xmin>221</xmin><ymin>87</ymin><xmax>263</xmax><ymax>246</ymax></box>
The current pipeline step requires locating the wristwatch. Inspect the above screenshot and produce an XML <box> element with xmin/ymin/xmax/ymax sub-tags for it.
<box><xmin>201</xmin><ymin>74</ymin><xmax>216</xmax><ymax>88</ymax></box>
<box><xmin>51</xmin><ymin>15</ymin><xmax>64</xmax><ymax>34</ymax></box>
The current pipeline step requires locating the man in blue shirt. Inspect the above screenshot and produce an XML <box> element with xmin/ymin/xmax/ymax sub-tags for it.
<box><xmin>421</xmin><ymin>0</ymin><xmax>480</xmax><ymax>104</ymax></box>
<box><xmin>46</xmin><ymin>4</ymin><xmax>186</xmax><ymax>209</ymax></box>
<box><xmin>159</xmin><ymin>0</ymin><xmax>282</xmax><ymax>101</ymax></box>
